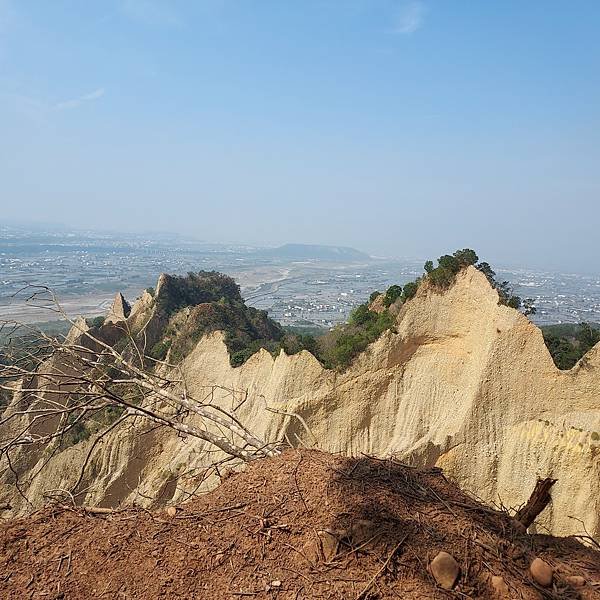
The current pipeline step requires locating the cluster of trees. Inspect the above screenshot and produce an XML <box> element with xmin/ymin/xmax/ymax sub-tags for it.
<box><xmin>424</xmin><ymin>248</ymin><xmax>479</xmax><ymax>287</ymax></box>
<box><xmin>315</xmin><ymin>304</ymin><xmax>395</xmax><ymax>369</ymax></box>
<box><xmin>147</xmin><ymin>272</ymin><xmax>287</xmax><ymax>367</ymax></box>
<box><xmin>542</xmin><ymin>322</ymin><xmax>600</xmax><ymax>370</ymax></box>
<box><xmin>312</xmin><ymin>276</ymin><xmax>426</xmax><ymax>369</ymax></box>
<box><xmin>86</xmin><ymin>315</ymin><xmax>105</xmax><ymax>328</ymax></box>
<box><xmin>373</xmin><ymin>249</ymin><xmax>481</xmax><ymax>310</ymax></box>
<box><xmin>156</xmin><ymin>271</ymin><xmax>244</xmax><ymax>318</ymax></box>
<box><xmin>228</xmin><ymin>332</ymin><xmax>319</xmax><ymax>367</ymax></box>
<box><xmin>369</xmin><ymin>281</ymin><xmax>417</xmax><ymax>308</ymax></box>
<box><xmin>399</xmin><ymin>248</ymin><xmax>537</xmax><ymax>316</ymax></box>
<box><xmin>144</xmin><ymin>271</ymin><xmax>325</xmax><ymax>368</ymax></box>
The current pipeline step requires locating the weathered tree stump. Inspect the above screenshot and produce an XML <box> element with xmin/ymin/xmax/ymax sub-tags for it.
<box><xmin>515</xmin><ymin>478</ymin><xmax>557</xmax><ymax>528</ymax></box>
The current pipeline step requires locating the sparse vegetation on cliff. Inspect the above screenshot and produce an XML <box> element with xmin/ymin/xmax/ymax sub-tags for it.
<box><xmin>0</xmin><ymin>254</ymin><xmax>543</xmax><ymax>378</ymax></box>
<box><xmin>397</xmin><ymin>249</ymin><xmax>536</xmax><ymax>315</ymax></box>
<box><xmin>0</xmin><ymin>250</ymin><xmax>544</xmax><ymax>383</ymax></box>
<box><xmin>541</xmin><ymin>322</ymin><xmax>600</xmax><ymax>369</ymax></box>
<box><xmin>86</xmin><ymin>315</ymin><xmax>105</xmax><ymax>328</ymax></box>
<box><xmin>316</xmin><ymin>304</ymin><xmax>395</xmax><ymax>369</ymax></box>
<box><xmin>148</xmin><ymin>272</ymin><xmax>322</xmax><ymax>367</ymax></box>
<box><xmin>62</xmin><ymin>404</ymin><xmax>126</xmax><ymax>447</ymax></box>
<box><xmin>311</xmin><ymin>249</ymin><xmax>539</xmax><ymax>370</ymax></box>
<box><xmin>475</xmin><ymin>261</ymin><xmax>536</xmax><ymax>315</ymax></box>
<box><xmin>150</xmin><ymin>272</ymin><xmax>287</xmax><ymax>366</ymax></box>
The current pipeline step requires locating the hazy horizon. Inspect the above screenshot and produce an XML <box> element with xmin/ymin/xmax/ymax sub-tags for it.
<box><xmin>4</xmin><ymin>217</ymin><xmax>600</xmax><ymax>278</ymax></box>
<box><xmin>1</xmin><ymin>2</ymin><xmax>599</xmax><ymax>272</ymax></box>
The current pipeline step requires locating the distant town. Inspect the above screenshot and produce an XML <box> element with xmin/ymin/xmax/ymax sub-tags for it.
<box><xmin>1</xmin><ymin>223</ymin><xmax>599</xmax><ymax>328</ymax></box>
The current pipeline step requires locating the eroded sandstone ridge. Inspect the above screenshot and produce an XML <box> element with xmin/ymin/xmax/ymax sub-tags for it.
<box><xmin>1</xmin><ymin>267</ymin><xmax>599</xmax><ymax>538</ymax></box>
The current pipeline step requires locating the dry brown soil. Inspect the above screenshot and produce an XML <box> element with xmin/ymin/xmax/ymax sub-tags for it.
<box><xmin>1</xmin><ymin>450</ymin><xmax>599</xmax><ymax>599</ymax></box>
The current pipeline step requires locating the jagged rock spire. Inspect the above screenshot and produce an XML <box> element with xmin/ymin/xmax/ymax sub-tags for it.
<box><xmin>105</xmin><ymin>292</ymin><xmax>131</xmax><ymax>324</ymax></box>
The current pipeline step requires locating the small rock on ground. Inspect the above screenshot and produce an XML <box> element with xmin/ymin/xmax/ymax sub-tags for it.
<box><xmin>317</xmin><ymin>529</ymin><xmax>340</xmax><ymax>562</ymax></box>
<box><xmin>566</xmin><ymin>575</ymin><xmax>586</xmax><ymax>588</ymax></box>
<box><xmin>430</xmin><ymin>551</ymin><xmax>460</xmax><ymax>590</ymax></box>
<box><xmin>491</xmin><ymin>575</ymin><xmax>509</xmax><ymax>597</ymax></box>
<box><xmin>530</xmin><ymin>557</ymin><xmax>553</xmax><ymax>587</ymax></box>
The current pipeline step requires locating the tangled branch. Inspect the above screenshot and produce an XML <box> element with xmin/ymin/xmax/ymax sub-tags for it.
<box><xmin>0</xmin><ymin>285</ymin><xmax>281</xmax><ymax>506</ymax></box>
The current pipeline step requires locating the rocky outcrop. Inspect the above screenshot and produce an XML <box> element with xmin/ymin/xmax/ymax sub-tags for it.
<box><xmin>105</xmin><ymin>292</ymin><xmax>131</xmax><ymax>325</ymax></box>
<box><xmin>368</xmin><ymin>293</ymin><xmax>386</xmax><ymax>313</ymax></box>
<box><xmin>1</xmin><ymin>267</ymin><xmax>599</xmax><ymax>539</ymax></box>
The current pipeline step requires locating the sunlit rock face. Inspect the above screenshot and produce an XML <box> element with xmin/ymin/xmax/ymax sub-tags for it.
<box><xmin>105</xmin><ymin>292</ymin><xmax>131</xmax><ymax>325</ymax></box>
<box><xmin>1</xmin><ymin>267</ymin><xmax>598</xmax><ymax>538</ymax></box>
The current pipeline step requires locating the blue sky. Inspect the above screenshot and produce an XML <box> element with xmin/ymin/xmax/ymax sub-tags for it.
<box><xmin>1</xmin><ymin>1</ymin><xmax>599</xmax><ymax>270</ymax></box>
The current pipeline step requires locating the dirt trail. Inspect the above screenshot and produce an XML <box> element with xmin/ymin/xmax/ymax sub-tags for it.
<box><xmin>1</xmin><ymin>450</ymin><xmax>599</xmax><ymax>599</ymax></box>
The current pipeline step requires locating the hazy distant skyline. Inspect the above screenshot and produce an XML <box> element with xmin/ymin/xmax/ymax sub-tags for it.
<box><xmin>1</xmin><ymin>1</ymin><xmax>599</xmax><ymax>272</ymax></box>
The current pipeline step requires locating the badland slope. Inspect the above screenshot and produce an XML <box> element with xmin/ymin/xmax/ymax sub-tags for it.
<box><xmin>1</xmin><ymin>267</ymin><xmax>598</xmax><ymax>540</ymax></box>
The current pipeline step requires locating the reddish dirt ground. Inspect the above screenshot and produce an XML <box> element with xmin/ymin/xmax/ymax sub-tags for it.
<box><xmin>0</xmin><ymin>449</ymin><xmax>599</xmax><ymax>599</ymax></box>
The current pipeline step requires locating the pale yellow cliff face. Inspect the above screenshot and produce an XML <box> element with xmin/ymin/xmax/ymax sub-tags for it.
<box><xmin>104</xmin><ymin>292</ymin><xmax>131</xmax><ymax>325</ymax></box>
<box><xmin>2</xmin><ymin>267</ymin><xmax>599</xmax><ymax>538</ymax></box>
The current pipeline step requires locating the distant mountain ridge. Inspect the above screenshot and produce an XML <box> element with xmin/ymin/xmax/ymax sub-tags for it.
<box><xmin>258</xmin><ymin>243</ymin><xmax>370</xmax><ymax>261</ymax></box>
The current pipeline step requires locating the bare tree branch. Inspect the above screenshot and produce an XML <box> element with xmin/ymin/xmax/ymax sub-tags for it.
<box><xmin>0</xmin><ymin>285</ymin><xmax>282</xmax><ymax>509</ymax></box>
